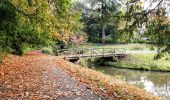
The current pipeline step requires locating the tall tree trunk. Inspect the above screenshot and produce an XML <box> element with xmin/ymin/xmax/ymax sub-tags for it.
<box><xmin>101</xmin><ymin>23</ymin><xmax>105</xmax><ymax>44</ymax></box>
<box><xmin>101</xmin><ymin>0</ymin><xmax>105</xmax><ymax>44</ymax></box>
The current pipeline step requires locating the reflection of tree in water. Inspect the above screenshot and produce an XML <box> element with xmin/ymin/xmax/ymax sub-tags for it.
<box><xmin>112</xmin><ymin>69</ymin><xmax>170</xmax><ymax>98</ymax></box>
<box><xmin>94</xmin><ymin>67</ymin><xmax>170</xmax><ymax>98</ymax></box>
<box><xmin>114</xmin><ymin>69</ymin><xmax>147</xmax><ymax>89</ymax></box>
<box><xmin>146</xmin><ymin>72</ymin><xmax>170</xmax><ymax>97</ymax></box>
<box><xmin>146</xmin><ymin>72</ymin><xmax>170</xmax><ymax>86</ymax></box>
<box><xmin>103</xmin><ymin>67</ymin><xmax>144</xmax><ymax>82</ymax></box>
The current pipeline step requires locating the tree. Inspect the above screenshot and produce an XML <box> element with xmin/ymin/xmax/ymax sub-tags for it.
<box><xmin>0</xmin><ymin>0</ymin><xmax>82</xmax><ymax>56</ymax></box>
<box><xmin>145</xmin><ymin>8</ymin><xmax>170</xmax><ymax>58</ymax></box>
<box><xmin>121</xmin><ymin>0</ymin><xmax>170</xmax><ymax>55</ymax></box>
<box><xmin>50</xmin><ymin>0</ymin><xmax>83</xmax><ymax>43</ymax></box>
<box><xmin>0</xmin><ymin>0</ymin><xmax>53</xmax><ymax>55</ymax></box>
<box><xmin>74</xmin><ymin>0</ymin><xmax>119</xmax><ymax>43</ymax></box>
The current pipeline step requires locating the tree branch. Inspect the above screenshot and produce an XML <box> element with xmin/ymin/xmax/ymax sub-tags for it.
<box><xmin>130</xmin><ymin>0</ymin><xmax>164</xmax><ymax>28</ymax></box>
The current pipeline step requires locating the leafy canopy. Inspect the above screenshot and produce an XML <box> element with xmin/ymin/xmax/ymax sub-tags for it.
<box><xmin>0</xmin><ymin>0</ymin><xmax>82</xmax><ymax>56</ymax></box>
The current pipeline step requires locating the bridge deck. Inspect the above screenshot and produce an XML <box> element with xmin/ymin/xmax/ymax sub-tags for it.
<box><xmin>57</xmin><ymin>48</ymin><xmax>126</xmax><ymax>60</ymax></box>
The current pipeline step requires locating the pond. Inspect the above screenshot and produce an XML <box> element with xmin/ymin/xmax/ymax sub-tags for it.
<box><xmin>90</xmin><ymin>66</ymin><xmax>170</xmax><ymax>99</ymax></box>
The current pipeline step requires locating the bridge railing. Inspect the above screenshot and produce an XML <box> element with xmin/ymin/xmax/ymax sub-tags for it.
<box><xmin>57</xmin><ymin>48</ymin><xmax>126</xmax><ymax>58</ymax></box>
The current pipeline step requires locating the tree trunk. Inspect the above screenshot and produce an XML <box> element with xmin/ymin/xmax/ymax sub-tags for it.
<box><xmin>101</xmin><ymin>0</ymin><xmax>105</xmax><ymax>44</ymax></box>
<box><xmin>101</xmin><ymin>24</ymin><xmax>105</xmax><ymax>44</ymax></box>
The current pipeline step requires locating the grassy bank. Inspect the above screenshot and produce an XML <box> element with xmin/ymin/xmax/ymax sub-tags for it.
<box><xmin>68</xmin><ymin>43</ymin><xmax>157</xmax><ymax>51</ymax></box>
<box><xmin>75</xmin><ymin>53</ymin><xmax>170</xmax><ymax>72</ymax></box>
<box><xmin>55</xmin><ymin>58</ymin><xmax>163</xmax><ymax>100</ymax></box>
<box><xmin>114</xmin><ymin>54</ymin><xmax>170</xmax><ymax>71</ymax></box>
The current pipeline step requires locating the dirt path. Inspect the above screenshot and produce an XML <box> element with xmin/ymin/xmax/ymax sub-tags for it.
<box><xmin>0</xmin><ymin>54</ymin><xmax>108</xmax><ymax>99</ymax></box>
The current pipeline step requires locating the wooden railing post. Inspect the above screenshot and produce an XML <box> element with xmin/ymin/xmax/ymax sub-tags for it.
<box><xmin>112</xmin><ymin>48</ymin><xmax>114</xmax><ymax>55</ymax></box>
<box><xmin>103</xmin><ymin>48</ymin><xmax>105</xmax><ymax>57</ymax></box>
<box><xmin>91</xmin><ymin>48</ymin><xmax>94</xmax><ymax>57</ymax></box>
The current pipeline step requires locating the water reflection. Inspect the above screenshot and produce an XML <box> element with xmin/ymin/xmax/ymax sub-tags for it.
<box><xmin>92</xmin><ymin>67</ymin><xmax>170</xmax><ymax>98</ymax></box>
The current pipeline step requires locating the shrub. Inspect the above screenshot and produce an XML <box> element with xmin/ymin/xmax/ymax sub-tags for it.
<box><xmin>165</xmin><ymin>57</ymin><xmax>170</xmax><ymax>61</ymax></box>
<box><xmin>0</xmin><ymin>1</ymin><xmax>54</xmax><ymax>55</ymax></box>
<box><xmin>150</xmin><ymin>46</ymin><xmax>155</xmax><ymax>51</ymax></box>
<box><xmin>0</xmin><ymin>49</ymin><xmax>3</xmax><ymax>63</ymax></box>
<box><xmin>42</xmin><ymin>47</ymin><xmax>55</xmax><ymax>55</ymax></box>
<box><xmin>0</xmin><ymin>47</ymin><xmax>7</xmax><ymax>63</ymax></box>
<box><xmin>105</xmin><ymin>36</ymin><xmax>113</xmax><ymax>43</ymax></box>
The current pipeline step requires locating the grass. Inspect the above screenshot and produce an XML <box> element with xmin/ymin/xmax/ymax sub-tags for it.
<box><xmin>68</xmin><ymin>43</ymin><xmax>157</xmax><ymax>51</ymax></box>
<box><xmin>20</xmin><ymin>45</ymin><xmax>56</xmax><ymax>55</ymax></box>
<box><xmin>114</xmin><ymin>54</ymin><xmax>170</xmax><ymax>71</ymax></box>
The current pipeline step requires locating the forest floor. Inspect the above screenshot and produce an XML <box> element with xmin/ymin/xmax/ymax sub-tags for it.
<box><xmin>0</xmin><ymin>51</ymin><xmax>162</xmax><ymax>100</ymax></box>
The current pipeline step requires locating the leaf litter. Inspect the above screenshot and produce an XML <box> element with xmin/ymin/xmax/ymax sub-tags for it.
<box><xmin>0</xmin><ymin>52</ymin><xmax>164</xmax><ymax>100</ymax></box>
<box><xmin>0</xmin><ymin>53</ymin><xmax>105</xmax><ymax>100</ymax></box>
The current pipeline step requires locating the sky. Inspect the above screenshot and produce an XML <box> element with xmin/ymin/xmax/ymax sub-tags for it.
<box><xmin>74</xmin><ymin>0</ymin><xmax>170</xmax><ymax>16</ymax></box>
<box><xmin>141</xmin><ymin>0</ymin><xmax>170</xmax><ymax>16</ymax></box>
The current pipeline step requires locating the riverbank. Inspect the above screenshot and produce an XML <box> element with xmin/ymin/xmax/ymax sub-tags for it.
<box><xmin>55</xmin><ymin>58</ymin><xmax>163</xmax><ymax>99</ymax></box>
<box><xmin>76</xmin><ymin>53</ymin><xmax>170</xmax><ymax>72</ymax></box>
<box><xmin>0</xmin><ymin>53</ymin><xmax>162</xmax><ymax>99</ymax></box>
<box><xmin>90</xmin><ymin>66</ymin><xmax>170</xmax><ymax>98</ymax></box>
<box><xmin>114</xmin><ymin>54</ymin><xmax>170</xmax><ymax>72</ymax></box>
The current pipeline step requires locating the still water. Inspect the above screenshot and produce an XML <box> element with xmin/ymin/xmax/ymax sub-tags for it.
<box><xmin>91</xmin><ymin>67</ymin><xmax>170</xmax><ymax>99</ymax></box>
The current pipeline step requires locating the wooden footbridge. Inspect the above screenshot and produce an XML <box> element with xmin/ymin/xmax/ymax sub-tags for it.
<box><xmin>57</xmin><ymin>48</ymin><xmax>126</xmax><ymax>61</ymax></box>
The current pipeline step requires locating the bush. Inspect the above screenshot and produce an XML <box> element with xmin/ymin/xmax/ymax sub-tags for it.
<box><xmin>150</xmin><ymin>46</ymin><xmax>155</xmax><ymax>51</ymax></box>
<box><xmin>165</xmin><ymin>57</ymin><xmax>170</xmax><ymax>61</ymax></box>
<box><xmin>105</xmin><ymin>36</ymin><xmax>113</xmax><ymax>43</ymax></box>
<box><xmin>42</xmin><ymin>47</ymin><xmax>55</xmax><ymax>55</ymax></box>
<box><xmin>0</xmin><ymin>48</ymin><xmax>7</xmax><ymax>63</ymax></box>
<box><xmin>76</xmin><ymin>58</ymin><xmax>95</xmax><ymax>68</ymax></box>
<box><xmin>0</xmin><ymin>1</ymin><xmax>54</xmax><ymax>55</ymax></box>
<box><xmin>0</xmin><ymin>49</ymin><xmax>3</xmax><ymax>63</ymax></box>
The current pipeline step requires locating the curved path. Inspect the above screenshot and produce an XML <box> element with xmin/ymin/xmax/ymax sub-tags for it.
<box><xmin>0</xmin><ymin>53</ymin><xmax>109</xmax><ymax>99</ymax></box>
